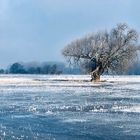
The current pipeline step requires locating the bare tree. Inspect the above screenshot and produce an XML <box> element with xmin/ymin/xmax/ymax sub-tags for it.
<box><xmin>62</xmin><ymin>23</ymin><xmax>139</xmax><ymax>81</ymax></box>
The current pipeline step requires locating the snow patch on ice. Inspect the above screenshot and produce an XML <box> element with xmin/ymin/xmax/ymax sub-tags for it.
<box><xmin>112</xmin><ymin>105</ymin><xmax>140</xmax><ymax>113</ymax></box>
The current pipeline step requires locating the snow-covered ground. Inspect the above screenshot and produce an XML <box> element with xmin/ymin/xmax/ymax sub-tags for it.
<box><xmin>1</xmin><ymin>74</ymin><xmax>140</xmax><ymax>86</ymax></box>
<box><xmin>0</xmin><ymin>74</ymin><xmax>140</xmax><ymax>139</ymax></box>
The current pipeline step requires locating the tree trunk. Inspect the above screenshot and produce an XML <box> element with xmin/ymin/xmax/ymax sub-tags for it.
<box><xmin>90</xmin><ymin>66</ymin><xmax>101</xmax><ymax>82</ymax></box>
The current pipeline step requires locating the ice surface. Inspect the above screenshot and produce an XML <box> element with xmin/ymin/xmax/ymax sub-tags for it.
<box><xmin>0</xmin><ymin>74</ymin><xmax>140</xmax><ymax>139</ymax></box>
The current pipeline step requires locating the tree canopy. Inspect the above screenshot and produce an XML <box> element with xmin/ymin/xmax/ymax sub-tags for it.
<box><xmin>62</xmin><ymin>23</ymin><xmax>139</xmax><ymax>81</ymax></box>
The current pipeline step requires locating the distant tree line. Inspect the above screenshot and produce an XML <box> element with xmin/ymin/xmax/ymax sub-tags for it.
<box><xmin>7</xmin><ymin>62</ymin><xmax>63</xmax><ymax>74</ymax></box>
<box><xmin>0</xmin><ymin>62</ymin><xmax>61</xmax><ymax>74</ymax></box>
<box><xmin>0</xmin><ymin>61</ymin><xmax>140</xmax><ymax>75</ymax></box>
<box><xmin>0</xmin><ymin>62</ymin><xmax>81</xmax><ymax>74</ymax></box>
<box><xmin>128</xmin><ymin>61</ymin><xmax>140</xmax><ymax>75</ymax></box>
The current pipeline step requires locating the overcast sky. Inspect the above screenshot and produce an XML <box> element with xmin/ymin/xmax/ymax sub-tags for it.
<box><xmin>0</xmin><ymin>0</ymin><xmax>140</xmax><ymax>68</ymax></box>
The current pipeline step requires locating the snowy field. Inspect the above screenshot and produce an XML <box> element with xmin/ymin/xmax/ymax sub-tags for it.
<box><xmin>0</xmin><ymin>74</ymin><xmax>140</xmax><ymax>140</ymax></box>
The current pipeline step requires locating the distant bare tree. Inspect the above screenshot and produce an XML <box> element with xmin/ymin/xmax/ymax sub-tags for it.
<box><xmin>62</xmin><ymin>23</ymin><xmax>139</xmax><ymax>81</ymax></box>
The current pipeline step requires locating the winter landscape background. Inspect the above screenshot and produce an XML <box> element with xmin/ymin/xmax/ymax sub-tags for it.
<box><xmin>0</xmin><ymin>0</ymin><xmax>140</xmax><ymax>139</ymax></box>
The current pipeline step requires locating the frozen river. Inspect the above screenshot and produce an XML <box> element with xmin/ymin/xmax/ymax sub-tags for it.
<box><xmin>0</xmin><ymin>75</ymin><xmax>140</xmax><ymax>140</ymax></box>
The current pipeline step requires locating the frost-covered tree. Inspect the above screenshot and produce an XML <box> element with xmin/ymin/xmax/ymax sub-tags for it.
<box><xmin>62</xmin><ymin>23</ymin><xmax>139</xmax><ymax>81</ymax></box>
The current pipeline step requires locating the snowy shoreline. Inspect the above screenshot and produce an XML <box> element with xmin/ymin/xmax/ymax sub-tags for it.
<box><xmin>0</xmin><ymin>75</ymin><xmax>140</xmax><ymax>88</ymax></box>
<box><xmin>0</xmin><ymin>75</ymin><xmax>140</xmax><ymax>83</ymax></box>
